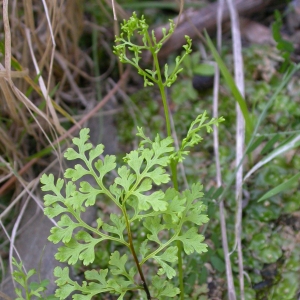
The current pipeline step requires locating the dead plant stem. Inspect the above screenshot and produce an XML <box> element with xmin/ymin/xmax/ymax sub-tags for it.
<box><xmin>226</xmin><ymin>0</ymin><xmax>245</xmax><ymax>298</ymax></box>
<box><xmin>213</xmin><ymin>1</ymin><xmax>237</xmax><ymax>299</ymax></box>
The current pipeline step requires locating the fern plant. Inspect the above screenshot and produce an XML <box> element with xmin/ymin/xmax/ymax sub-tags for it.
<box><xmin>41</xmin><ymin>13</ymin><xmax>224</xmax><ymax>299</ymax></box>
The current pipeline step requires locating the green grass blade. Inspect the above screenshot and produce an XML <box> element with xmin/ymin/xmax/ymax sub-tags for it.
<box><xmin>217</xmin><ymin>63</ymin><xmax>300</xmax><ymax>201</ymax></box>
<box><xmin>257</xmin><ymin>172</ymin><xmax>300</xmax><ymax>202</ymax></box>
<box><xmin>246</xmin><ymin>136</ymin><xmax>265</xmax><ymax>155</ymax></box>
<box><xmin>261</xmin><ymin>134</ymin><xmax>280</xmax><ymax>155</ymax></box>
<box><xmin>204</xmin><ymin>30</ymin><xmax>253</xmax><ymax>138</ymax></box>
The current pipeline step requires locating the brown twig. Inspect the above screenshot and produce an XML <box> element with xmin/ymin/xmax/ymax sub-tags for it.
<box><xmin>0</xmin><ymin>68</ymin><xmax>130</xmax><ymax>196</ymax></box>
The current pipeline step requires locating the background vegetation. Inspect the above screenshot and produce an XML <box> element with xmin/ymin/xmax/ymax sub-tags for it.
<box><xmin>1</xmin><ymin>0</ymin><xmax>300</xmax><ymax>299</ymax></box>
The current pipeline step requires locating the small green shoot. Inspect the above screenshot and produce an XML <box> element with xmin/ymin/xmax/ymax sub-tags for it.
<box><xmin>12</xmin><ymin>257</ymin><xmax>57</xmax><ymax>300</ymax></box>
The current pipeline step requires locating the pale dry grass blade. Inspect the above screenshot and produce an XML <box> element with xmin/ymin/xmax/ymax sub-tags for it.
<box><xmin>25</xmin><ymin>28</ymin><xmax>62</xmax><ymax>135</ymax></box>
<box><xmin>0</xmin><ymin>70</ymin><xmax>29</xmax><ymax>78</ymax></box>
<box><xmin>111</xmin><ymin>0</ymin><xmax>117</xmax><ymax>20</ymax></box>
<box><xmin>106</xmin><ymin>0</ymin><xmax>128</xmax><ymax>20</ymax></box>
<box><xmin>41</xmin><ymin>0</ymin><xmax>56</xmax><ymax>45</ymax></box>
<box><xmin>226</xmin><ymin>0</ymin><xmax>245</xmax><ymax>298</ymax></box>
<box><xmin>214</xmin><ymin>1</ymin><xmax>237</xmax><ymax>299</ymax></box>
<box><xmin>0</xmin><ymin>184</ymin><xmax>33</xmax><ymax>222</ymax></box>
<box><xmin>54</xmin><ymin>51</ymin><xmax>89</xmax><ymax>108</ymax></box>
<box><xmin>0</xmin><ymin>68</ymin><xmax>130</xmax><ymax>195</ymax></box>
<box><xmin>0</xmin><ymin>127</ymin><xmax>20</xmax><ymax>162</ymax></box>
<box><xmin>3</xmin><ymin>0</ymin><xmax>11</xmax><ymax>81</ymax></box>
<box><xmin>0</xmin><ymin>79</ymin><xmax>19</xmax><ymax>123</ymax></box>
<box><xmin>0</xmin><ymin>1</ymin><xmax>129</xmax><ymax>296</ymax></box>
<box><xmin>9</xmin><ymin>197</ymin><xmax>30</xmax><ymax>280</ymax></box>
<box><xmin>1</xmin><ymin>0</ymin><xmax>66</xmax><ymax>173</ymax></box>
<box><xmin>244</xmin><ymin>134</ymin><xmax>300</xmax><ymax>181</ymax></box>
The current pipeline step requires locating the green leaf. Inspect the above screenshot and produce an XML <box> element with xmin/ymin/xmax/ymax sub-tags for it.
<box><xmin>176</xmin><ymin>227</ymin><xmax>207</xmax><ymax>255</ymax></box>
<box><xmin>84</xmin><ymin>268</ymin><xmax>108</xmax><ymax>284</ymax></box>
<box><xmin>185</xmin><ymin>211</ymin><xmax>209</xmax><ymax>226</ymax></box>
<box><xmin>143</xmin><ymin>216</ymin><xmax>166</xmax><ymax>244</ymax></box>
<box><xmin>204</xmin><ymin>30</ymin><xmax>253</xmax><ymax>138</ymax></box>
<box><xmin>55</xmin><ymin>232</ymin><xmax>101</xmax><ymax>265</ymax></box>
<box><xmin>29</xmin><ymin>279</ymin><xmax>50</xmax><ymax>290</ymax></box>
<box><xmin>151</xmin><ymin>136</ymin><xmax>174</xmax><ymax>165</ymax></box>
<box><xmin>56</xmin><ymin>284</ymin><xmax>78</xmax><ymax>299</ymax></box>
<box><xmin>183</xmin><ymin>184</ymin><xmax>208</xmax><ymax>225</ymax></box>
<box><xmin>48</xmin><ymin>215</ymin><xmax>79</xmax><ymax>244</ymax></box>
<box><xmin>125</xmin><ymin>150</ymin><xmax>144</xmax><ymax>175</ymax></box>
<box><xmin>186</xmin><ymin>182</ymin><xmax>204</xmax><ymax>199</ymax></box>
<box><xmin>12</xmin><ymin>258</ymin><xmax>27</xmax><ymax>289</ymax></box>
<box><xmin>257</xmin><ymin>172</ymin><xmax>300</xmax><ymax>202</ymax></box>
<box><xmin>66</xmin><ymin>181</ymin><xmax>76</xmax><ymax>197</ymax></box>
<box><xmin>15</xmin><ymin>288</ymin><xmax>24</xmax><ymax>300</ymax></box>
<box><xmin>182</xmin><ymin>183</ymin><xmax>205</xmax><ymax>222</ymax></box>
<box><xmin>115</xmin><ymin>166</ymin><xmax>136</xmax><ymax>193</ymax></box>
<box><xmin>107</xmin><ymin>278</ymin><xmax>131</xmax><ymax>295</ymax></box>
<box><xmin>94</xmin><ymin>155</ymin><xmax>116</xmax><ymax>179</ymax></box>
<box><xmin>153</xmin><ymin>246</ymin><xmax>178</xmax><ymax>279</ymax></box>
<box><xmin>109</xmin><ymin>183</ymin><xmax>123</xmax><ymax>203</ymax></box>
<box><xmin>102</xmin><ymin>214</ymin><xmax>126</xmax><ymax>240</ymax></box>
<box><xmin>79</xmin><ymin>181</ymin><xmax>102</xmax><ymax>205</ymax></box>
<box><xmin>64</xmin><ymin>147</ymin><xmax>81</xmax><ymax>160</ymax></box>
<box><xmin>174</xmin><ymin>112</ymin><xmax>224</xmax><ymax>162</ymax></box>
<box><xmin>210</xmin><ymin>255</ymin><xmax>225</xmax><ymax>273</ymax></box>
<box><xmin>40</xmin><ymin>174</ymin><xmax>63</xmax><ymax>194</ymax></box>
<box><xmin>54</xmin><ymin>267</ymin><xmax>122</xmax><ymax>300</ymax></box>
<box><xmin>162</xmin><ymin>188</ymin><xmax>186</xmax><ymax>224</ymax></box>
<box><xmin>151</xmin><ymin>275</ymin><xmax>180</xmax><ymax>298</ymax></box>
<box><xmin>109</xmin><ymin>251</ymin><xmax>136</xmax><ymax>282</ymax></box>
<box><xmin>139</xmin><ymin>240</ymin><xmax>151</xmax><ymax>259</ymax></box>
<box><xmin>54</xmin><ymin>267</ymin><xmax>81</xmax><ymax>299</ymax></box>
<box><xmin>64</xmin><ymin>164</ymin><xmax>90</xmax><ymax>181</ymax></box>
<box><xmin>43</xmin><ymin>193</ymin><xmax>64</xmax><ymax>207</ymax></box>
<box><xmin>73</xmin><ymin>128</ymin><xmax>93</xmax><ymax>154</ymax></box>
<box><xmin>64</xmin><ymin>192</ymin><xmax>87</xmax><ymax>210</ymax></box>
<box><xmin>133</xmin><ymin>185</ymin><xmax>167</xmax><ymax>212</ymax></box>
<box><xmin>96</xmin><ymin>217</ymin><xmax>103</xmax><ymax>230</ymax></box>
<box><xmin>146</xmin><ymin>167</ymin><xmax>170</xmax><ymax>185</ymax></box>
<box><xmin>89</xmin><ymin>144</ymin><xmax>104</xmax><ymax>162</ymax></box>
